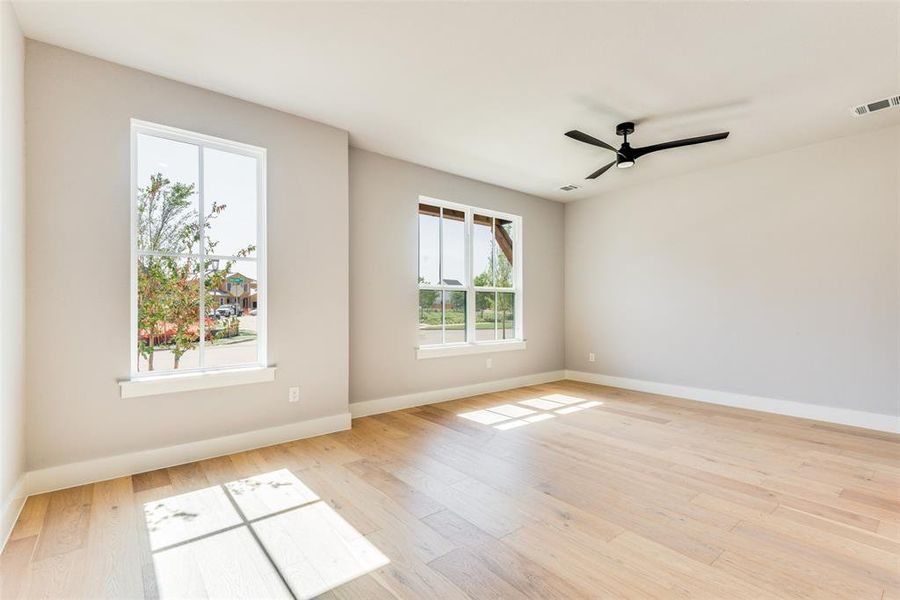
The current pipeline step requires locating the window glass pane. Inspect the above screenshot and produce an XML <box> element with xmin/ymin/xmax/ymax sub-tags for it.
<box><xmin>475</xmin><ymin>291</ymin><xmax>496</xmax><ymax>341</ymax></box>
<box><xmin>443</xmin><ymin>291</ymin><xmax>466</xmax><ymax>344</ymax></box>
<box><xmin>204</xmin><ymin>259</ymin><xmax>259</xmax><ymax>368</ymax></box>
<box><xmin>495</xmin><ymin>218</ymin><xmax>514</xmax><ymax>288</ymax></box>
<box><xmin>137</xmin><ymin>256</ymin><xmax>201</xmax><ymax>373</ymax></box>
<box><xmin>417</xmin><ymin>289</ymin><xmax>442</xmax><ymax>346</ymax></box>
<box><xmin>498</xmin><ymin>292</ymin><xmax>515</xmax><ymax>340</ymax></box>
<box><xmin>473</xmin><ymin>214</ymin><xmax>494</xmax><ymax>287</ymax></box>
<box><xmin>203</xmin><ymin>148</ymin><xmax>257</xmax><ymax>257</ymax></box>
<box><xmin>418</xmin><ymin>204</ymin><xmax>440</xmax><ymax>285</ymax></box>
<box><xmin>136</xmin><ymin>134</ymin><xmax>199</xmax><ymax>253</ymax></box>
<box><xmin>441</xmin><ymin>208</ymin><xmax>465</xmax><ymax>286</ymax></box>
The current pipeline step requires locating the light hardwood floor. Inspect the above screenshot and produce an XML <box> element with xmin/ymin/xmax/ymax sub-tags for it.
<box><xmin>2</xmin><ymin>380</ymin><xmax>898</xmax><ymax>599</ymax></box>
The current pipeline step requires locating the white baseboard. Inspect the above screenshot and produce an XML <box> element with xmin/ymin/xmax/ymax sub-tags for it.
<box><xmin>23</xmin><ymin>412</ymin><xmax>352</xmax><ymax>497</ymax></box>
<box><xmin>1</xmin><ymin>475</ymin><xmax>26</xmax><ymax>553</ymax></box>
<box><xmin>350</xmin><ymin>370</ymin><xmax>566</xmax><ymax>418</ymax></box>
<box><xmin>565</xmin><ymin>370</ymin><xmax>899</xmax><ymax>433</ymax></box>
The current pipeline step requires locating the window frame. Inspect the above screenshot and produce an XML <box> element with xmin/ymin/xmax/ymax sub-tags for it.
<box><xmin>417</xmin><ymin>195</ymin><xmax>524</xmax><ymax>358</ymax></box>
<box><xmin>129</xmin><ymin>119</ymin><xmax>268</xmax><ymax>380</ymax></box>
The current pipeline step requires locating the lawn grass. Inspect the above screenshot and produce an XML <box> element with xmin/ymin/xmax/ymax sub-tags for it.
<box><xmin>419</xmin><ymin>309</ymin><xmax>513</xmax><ymax>331</ymax></box>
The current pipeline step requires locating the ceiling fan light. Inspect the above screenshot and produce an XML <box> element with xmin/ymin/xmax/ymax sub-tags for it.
<box><xmin>617</xmin><ymin>159</ymin><xmax>634</xmax><ymax>169</ymax></box>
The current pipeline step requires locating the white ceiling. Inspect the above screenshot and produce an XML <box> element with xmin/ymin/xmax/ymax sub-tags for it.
<box><xmin>12</xmin><ymin>1</ymin><xmax>900</xmax><ymax>202</ymax></box>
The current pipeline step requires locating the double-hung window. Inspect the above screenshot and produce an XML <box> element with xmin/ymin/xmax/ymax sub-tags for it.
<box><xmin>129</xmin><ymin>120</ymin><xmax>267</xmax><ymax>379</ymax></box>
<box><xmin>417</xmin><ymin>196</ymin><xmax>523</xmax><ymax>358</ymax></box>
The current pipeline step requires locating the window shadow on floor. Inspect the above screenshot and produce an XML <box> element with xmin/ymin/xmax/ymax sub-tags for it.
<box><xmin>143</xmin><ymin>468</ymin><xmax>389</xmax><ymax>599</ymax></box>
<box><xmin>457</xmin><ymin>393</ymin><xmax>603</xmax><ymax>430</ymax></box>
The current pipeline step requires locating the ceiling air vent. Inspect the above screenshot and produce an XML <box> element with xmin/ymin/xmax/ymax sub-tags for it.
<box><xmin>559</xmin><ymin>184</ymin><xmax>580</xmax><ymax>192</ymax></box>
<box><xmin>852</xmin><ymin>94</ymin><xmax>900</xmax><ymax>117</ymax></box>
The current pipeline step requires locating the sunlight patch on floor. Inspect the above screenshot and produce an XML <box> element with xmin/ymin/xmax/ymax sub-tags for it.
<box><xmin>254</xmin><ymin>501</ymin><xmax>390</xmax><ymax>599</ymax></box>
<box><xmin>145</xmin><ymin>486</ymin><xmax>242</xmax><ymax>551</ymax></box>
<box><xmin>486</xmin><ymin>403</ymin><xmax>537</xmax><ymax>418</ymax></box>
<box><xmin>541</xmin><ymin>393</ymin><xmax>590</xmax><ymax>405</ymax></box>
<box><xmin>494</xmin><ymin>419</ymin><xmax>530</xmax><ymax>430</ymax></box>
<box><xmin>457</xmin><ymin>408</ymin><xmax>511</xmax><ymax>425</ymax></box>
<box><xmin>556</xmin><ymin>400</ymin><xmax>603</xmax><ymax>414</ymax></box>
<box><xmin>524</xmin><ymin>413</ymin><xmax>556</xmax><ymax>423</ymax></box>
<box><xmin>226</xmin><ymin>468</ymin><xmax>320</xmax><ymax>520</ymax></box>
<box><xmin>144</xmin><ymin>468</ymin><xmax>389</xmax><ymax>599</ymax></box>
<box><xmin>153</xmin><ymin>527</ymin><xmax>290</xmax><ymax>598</ymax></box>
<box><xmin>457</xmin><ymin>394</ymin><xmax>603</xmax><ymax>429</ymax></box>
<box><xmin>518</xmin><ymin>397</ymin><xmax>565</xmax><ymax>410</ymax></box>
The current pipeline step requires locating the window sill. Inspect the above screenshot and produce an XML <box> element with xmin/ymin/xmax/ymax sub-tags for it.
<box><xmin>120</xmin><ymin>366</ymin><xmax>276</xmax><ymax>398</ymax></box>
<box><xmin>417</xmin><ymin>340</ymin><xmax>526</xmax><ymax>360</ymax></box>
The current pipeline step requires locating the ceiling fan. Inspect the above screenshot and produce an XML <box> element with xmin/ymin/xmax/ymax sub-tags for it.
<box><xmin>565</xmin><ymin>122</ymin><xmax>730</xmax><ymax>179</ymax></box>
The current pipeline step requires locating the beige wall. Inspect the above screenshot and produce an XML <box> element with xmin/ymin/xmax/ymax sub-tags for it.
<box><xmin>565</xmin><ymin>126</ymin><xmax>900</xmax><ymax>416</ymax></box>
<box><xmin>15</xmin><ymin>39</ymin><xmax>898</xmax><ymax>482</ymax></box>
<box><xmin>1</xmin><ymin>2</ymin><xmax>26</xmax><ymax>529</ymax></box>
<box><xmin>25</xmin><ymin>42</ymin><xmax>349</xmax><ymax>470</ymax></box>
<box><xmin>349</xmin><ymin>148</ymin><xmax>565</xmax><ymax>404</ymax></box>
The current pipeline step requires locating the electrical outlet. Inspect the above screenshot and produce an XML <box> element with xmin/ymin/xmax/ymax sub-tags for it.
<box><xmin>486</xmin><ymin>357</ymin><xmax>493</xmax><ymax>369</ymax></box>
<box><xmin>288</xmin><ymin>386</ymin><xmax>300</xmax><ymax>403</ymax></box>
<box><xmin>588</xmin><ymin>352</ymin><xmax>595</xmax><ymax>362</ymax></box>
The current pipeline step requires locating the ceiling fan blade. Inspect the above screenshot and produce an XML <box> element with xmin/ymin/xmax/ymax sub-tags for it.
<box><xmin>586</xmin><ymin>160</ymin><xmax>617</xmax><ymax>179</ymax></box>
<box><xmin>565</xmin><ymin>130</ymin><xmax>621</xmax><ymax>154</ymax></box>
<box><xmin>633</xmin><ymin>132</ymin><xmax>729</xmax><ymax>158</ymax></box>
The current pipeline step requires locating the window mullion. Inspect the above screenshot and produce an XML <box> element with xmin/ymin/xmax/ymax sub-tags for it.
<box><xmin>136</xmin><ymin>250</ymin><xmax>258</xmax><ymax>262</ymax></box>
<box><xmin>494</xmin><ymin>290</ymin><xmax>499</xmax><ymax>340</ymax></box>
<box><xmin>138</xmin><ymin>250</ymin><xmax>197</xmax><ymax>259</ymax></box>
<box><xmin>465</xmin><ymin>208</ymin><xmax>475</xmax><ymax>343</ymax></box>
<box><xmin>197</xmin><ymin>146</ymin><xmax>206</xmax><ymax>368</ymax></box>
<box><xmin>439</xmin><ymin>207</ymin><xmax>444</xmax><ymax>343</ymax></box>
<box><xmin>516</xmin><ymin>216</ymin><xmax>522</xmax><ymax>340</ymax></box>
<box><xmin>491</xmin><ymin>217</ymin><xmax>497</xmax><ymax>287</ymax></box>
<box><xmin>491</xmin><ymin>218</ymin><xmax>498</xmax><ymax>341</ymax></box>
<box><xmin>131</xmin><ymin>126</ymin><xmax>138</xmax><ymax>374</ymax></box>
<box><xmin>440</xmin><ymin>290</ymin><xmax>446</xmax><ymax>345</ymax></box>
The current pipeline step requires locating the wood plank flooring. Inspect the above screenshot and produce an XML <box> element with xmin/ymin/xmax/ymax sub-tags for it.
<box><xmin>2</xmin><ymin>380</ymin><xmax>898</xmax><ymax>599</ymax></box>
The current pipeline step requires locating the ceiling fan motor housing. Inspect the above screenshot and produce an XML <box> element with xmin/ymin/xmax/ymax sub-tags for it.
<box><xmin>615</xmin><ymin>122</ymin><xmax>637</xmax><ymax>167</ymax></box>
<box><xmin>616</xmin><ymin>142</ymin><xmax>636</xmax><ymax>168</ymax></box>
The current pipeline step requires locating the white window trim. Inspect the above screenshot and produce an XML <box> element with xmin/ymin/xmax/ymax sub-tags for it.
<box><xmin>417</xmin><ymin>340</ymin><xmax>526</xmax><ymax>360</ymax></box>
<box><xmin>128</xmin><ymin>119</ymin><xmax>268</xmax><ymax>388</ymax></box>
<box><xmin>120</xmin><ymin>366</ymin><xmax>276</xmax><ymax>399</ymax></box>
<box><xmin>416</xmin><ymin>195</ymin><xmax>524</xmax><ymax>358</ymax></box>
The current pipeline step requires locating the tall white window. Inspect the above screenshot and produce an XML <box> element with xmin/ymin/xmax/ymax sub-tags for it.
<box><xmin>417</xmin><ymin>196</ymin><xmax>523</xmax><ymax>356</ymax></box>
<box><xmin>131</xmin><ymin>120</ymin><xmax>266</xmax><ymax>376</ymax></box>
